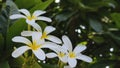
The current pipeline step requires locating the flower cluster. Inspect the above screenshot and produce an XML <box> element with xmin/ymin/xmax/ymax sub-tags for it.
<box><xmin>10</xmin><ymin>9</ymin><xmax>92</xmax><ymax>68</ymax></box>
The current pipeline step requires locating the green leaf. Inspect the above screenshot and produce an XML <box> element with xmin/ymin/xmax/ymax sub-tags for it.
<box><xmin>0</xmin><ymin>6</ymin><xmax>10</xmax><ymax>36</ymax></box>
<box><xmin>34</xmin><ymin>0</ymin><xmax>42</xmax><ymax>3</ymax></box>
<box><xmin>0</xmin><ymin>33</ymin><xmax>4</xmax><ymax>57</ymax></box>
<box><xmin>55</xmin><ymin>11</ymin><xmax>74</xmax><ymax>22</ymax></box>
<box><xmin>6</xmin><ymin>0</ymin><xmax>19</xmax><ymax>15</ymax></box>
<box><xmin>92</xmin><ymin>36</ymin><xmax>104</xmax><ymax>43</ymax></box>
<box><xmin>39</xmin><ymin>63</ymin><xmax>58</xmax><ymax>68</ymax></box>
<box><xmin>9</xmin><ymin>56</ymin><xmax>25</xmax><ymax>68</ymax></box>
<box><xmin>30</xmin><ymin>0</ymin><xmax>54</xmax><ymax>12</ymax></box>
<box><xmin>111</xmin><ymin>13</ymin><xmax>120</xmax><ymax>28</ymax></box>
<box><xmin>6</xmin><ymin>19</ymin><xmax>27</xmax><ymax>46</ymax></box>
<box><xmin>37</xmin><ymin>21</ymin><xmax>47</xmax><ymax>30</ymax></box>
<box><xmin>89</xmin><ymin>19</ymin><xmax>103</xmax><ymax>32</ymax></box>
<box><xmin>0</xmin><ymin>61</ymin><xmax>10</xmax><ymax>68</ymax></box>
<box><xmin>0</xmin><ymin>33</ymin><xmax>4</xmax><ymax>47</ymax></box>
<box><xmin>15</xmin><ymin>0</ymin><xmax>37</xmax><ymax>9</ymax></box>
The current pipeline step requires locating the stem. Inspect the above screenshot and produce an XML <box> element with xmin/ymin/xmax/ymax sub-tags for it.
<box><xmin>28</xmin><ymin>24</ymin><xmax>31</xmax><ymax>31</ymax></box>
<box><xmin>58</xmin><ymin>60</ymin><xmax>65</xmax><ymax>68</ymax></box>
<box><xmin>32</xmin><ymin>53</ymin><xmax>34</xmax><ymax>59</ymax></box>
<box><xmin>22</xmin><ymin>57</ymin><xmax>27</xmax><ymax>68</ymax></box>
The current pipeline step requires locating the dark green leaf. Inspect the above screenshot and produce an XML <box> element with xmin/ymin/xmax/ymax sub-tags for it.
<box><xmin>39</xmin><ymin>63</ymin><xmax>58</xmax><ymax>68</ymax></box>
<box><xmin>30</xmin><ymin>0</ymin><xmax>54</xmax><ymax>12</ymax></box>
<box><xmin>6</xmin><ymin>19</ymin><xmax>27</xmax><ymax>46</ymax></box>
<box><xmin>89</xmin><ymin>19</ymin><xmax>103</xmax><ymax>32</ymax></box>
<box><xmin>0</xmin><ymin>33</ymin><xmax>4</xmax><ymax>56</ymax></box>
<box><xmin>15</xmin><ymin>0</ymin><xmax>37</xmax><ymax>9</ymax></box>
<box><xmin>6</xmin><ymin>0</ymin><xmax>19</xmax><ymax>15</ymax></box>
<box><xmin>92</xmin><ymin>36</ymin><xmax>104</xmax><ymax>43</ymax></box>
<box><xmin>111</xmin><ymin>13</ymin><xmax>120</xmax><ymax>28</ymax></box>
<box><xmin>0</xmin><ymin>61</ymin><xmax>10</xmax><ymax>68</ymax></box>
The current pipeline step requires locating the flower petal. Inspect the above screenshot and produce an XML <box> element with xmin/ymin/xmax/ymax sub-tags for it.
<box><xmin>12</xmin><ymin>46</ymin><xmax>30</xmax><ymax>58</ymax></box>
<box><xmin>76</xmin><ymin>54</ymin><xmax>92</xmax><ymax>63</ymax></box>
<box><xmin>30</xmin><ymin>23</ymin><xmax>42</xmax><ymax>31</ymax></box>
<box><xmin>10</xmin><ymin>14</ymin><xmax>26</xmax><ymax>19</ymax></box>
<box><xmin>37</xmin><ymin>16</ymin><xmax>52</xmax><ymax>22</ymax></box>
<box><xmin>73</xmin><ymin>45</ymin><xmax>87</xmax><ymax>54</ymax></box>
<box><xmin>46</xmin><ymin>53</ymin><xmax>57</xmax><ymax>58</ymax></box>
<box><xmin>12</xmin><ymin>36</ymin><xmax>32</xmax><ymax>45</ymax></box>
<box><xmin>62</xmin><ymin>35</ymin><xmax>72</xmax><ymax>52</ymax></box>
<box><xmin>68</xmin><ymin>58</ymin><xmax>77</xmax><ymax>67</ymax></box>
<box><xmin>42</xmin><ymin>42</ymin><xmax>59</xmax><ymax>50</ymax></box>
<box><xmin>32</xmin><ymin>32</ymin><xmax>43</xmax><ymax>44</ymax></box>
<box><xmin>59</xmin><ymin>55</ymin><xmax>68</xmax><ymax>63</ymax></box>
<box><xmin>19</xmin><ymin>9</ymin><xmax>30</xmax><ymax>16</ymax></box>
<box><xmin>44</xmin><ymin>26</ymin><xmax>55</xmax><ymax>34</ymax></box>
<box><xmin>21</xmin><ymin>31</ymin><xmax>33</xmax><ymax>36</ymax></box>
<box><xmin>33</xmin><ymin>49</ymin><xmax>45</xmax><ymax>60</ymax></box>
<box><xmin>46</xmin><ymin>35</ymin><xmax>62</xmax><ymax>44</ymax></box>
<box><xmin>26</xmin><ymin>19</ymin><xmax>35</xmax><ymax>24</ymax></box>
<box><xmin>33</xmin><ymin>10</ymin><xmax>46</xmax><ymax>17</ymax></box>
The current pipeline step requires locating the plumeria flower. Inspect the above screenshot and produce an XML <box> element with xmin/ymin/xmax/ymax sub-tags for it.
<box><xmin>21</xmin><ymin>26</ymin><xmax>62</xmax><ymax>44</ymax></box>
<box><xmin>12</xmin><ymin>32</ymin><xmax>59</xmax><ymax>60</ymax></box>
<box><xmin>10</xmin><ymin>9</ymin><xmax>52</xmax><ymax>30</ymax></box>
<box><xmin>62</xmin><ymin>35</ymin><xmax>92</xmax><ymax>67</ymax></box>
<box><xmin>46</xmin><ymin>46</ymin><xmax>68</xmax><ymax>63</ymax></box>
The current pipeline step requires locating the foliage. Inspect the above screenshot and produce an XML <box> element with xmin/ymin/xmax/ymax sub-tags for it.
<box><xmin>0</xmin><ymin>0</ymin><xmax>120</xmax><ymax>68</ymax></box>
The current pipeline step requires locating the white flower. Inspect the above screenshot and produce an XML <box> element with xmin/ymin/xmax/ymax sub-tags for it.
<box><xmin>46</xmin><ymin>46</ymin><xmax>68</xmax><ymax>63</ymax></box>
<box><xmin>10</xmin><ymin>9</ymin><xmax>52</xmax><ymax>30</ymax></box>
<box><xmin>62</xmin><ymin>35</ymin><xmax>93</xmax><ymax>67</ymax></box>
<box><xmin>21</xmin><ymin>26</ymin><xmax>62</xmax><ymax>44</ymax></box>
<box><xmin>11</xmin><ymin>32</ymin><xmax>58</xmax><ymax>60</ymax></box>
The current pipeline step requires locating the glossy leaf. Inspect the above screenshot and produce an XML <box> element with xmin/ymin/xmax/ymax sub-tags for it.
<box><xmin>30</xmin><ymin>0</ymin><xmax>54</xmax><ymax>12</ymax></box>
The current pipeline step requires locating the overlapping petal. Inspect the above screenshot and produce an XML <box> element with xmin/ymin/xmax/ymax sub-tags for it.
<box><xmin>44</xmin><ymin>26</ymin><xmax>55</xmax><ymax>34</ymax></box>
<box><xmin>33</xmin><ymin>10</ymin><xmax>46</xmax><ymax>17</ymax></box>
<box><xmin>21</xmin><ymin>31</ymin><xmax>33</xmax><ymax>36</ymax></box>
<box><xmin>32</xmin><ymin>49</ymin><xmax>45</xmax><ymax>60</ymax></box>
<box><xmin>73</xmin><ymin>45</ymin><xmax>86</xmax><ymax>54</ymax></box>
<box><xmin>10</xmin><ymin>14</ymin><xmax>26</xmax><ymax>19</ymax></box>
<box><xmin>30</xmin><ymin>23</ymin><xmax>42</xmax><ymax>31</ymax></box>
<box><xmin>12</xmin><ymin>36</ymin><xmax>32</xmax><ymax>45</ymax></box>
<box><xmin>46</xmin><ymin>35</ymin><xmax>62</xmax><ymax>44</ymax></box>
<box><xmin>59</xmin><ymin>55</ymin><xmax>68</xmax><ymax>63</ymax></box>
<box><xmin>46</xmin><ymin>53</ymin><xmax>57</xmax><ymax>58</ymax></box>
<box><xmin>68</xmin><ymin>58</ymin><xmax>77</xmax><ymax>67</ymax></box>
<box><xmin>26</xmin><ymin>19</ymin><xmax>35</xmax><ymax>24</ymax></box>
<box><xmin>12</xmin><ymin>46</ymin><xmax>30</xmax><ymax>58</ymax></box>
<box><xmin>32</xmin><ymin>32</ymin><xmax>43</xmax><ymax>44</ymax></box>
<box><xmin>37</xmin><ymin>16</ymin><xmax>52</xmax><ymax>22</ymax></box>
<box><xmin>62</xmin><ymin>35</ymin><xmax>73</xmax><ymax>52</ymax></box>
<box><xmin>41</xmin><ymin>42</ymin><xmax>59</xmax><ymax>49</ymax></box>
<box><xmin>18</xmin><ymin>9</ymin><xmax>30</xmax><ymax>16</ymax></box>
<box><xmin>76</xmin><ymin>54</ymin><xmax>92</xmax><ymax>63</ymax></box>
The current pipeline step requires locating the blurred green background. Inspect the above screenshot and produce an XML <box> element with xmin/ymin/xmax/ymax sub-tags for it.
<box><xmin>0</xmin><ymin>0</ymin><xmax>120</xmax><ymax>68</ymax></box>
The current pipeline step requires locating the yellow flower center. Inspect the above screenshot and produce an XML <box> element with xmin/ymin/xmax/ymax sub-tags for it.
<box><xmin>69</xmin><ymin>52</ymin><xmax>76</xmax><ymax>58</ymax></box>
<box><xmin>29</xmin><ymin>41</ymin><xmax>41</xmax><ymax>50</ymax></box>
<box><xmin>27</xmin><ymin>15</ymin><xmax>36</xmax><ymax>21</ymax></box>
<box><xmin>41</xmin><ymin>32</ymin><xmax>47</xmax><ymax>39</ymax></box>
<box><xmin>58</xmin><ymin>52</ymin><xmax>65</xmax><ymax>57</ymax></box>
